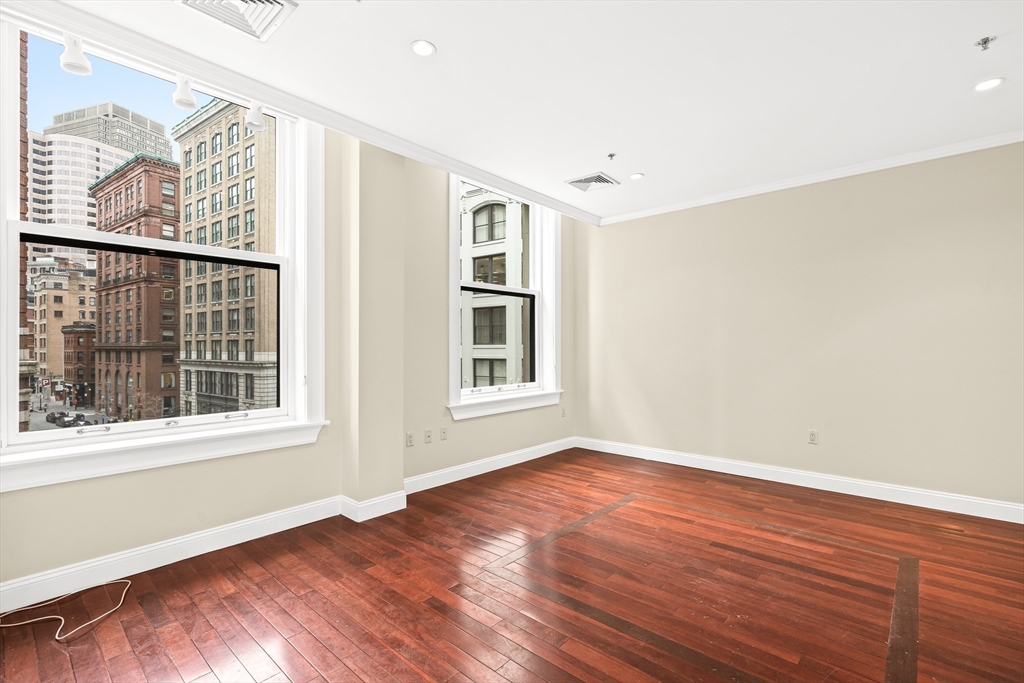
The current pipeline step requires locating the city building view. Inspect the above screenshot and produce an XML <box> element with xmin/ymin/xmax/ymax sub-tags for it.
<box><xmin>458</xmin><ymin>181</ymin><xmax>533</xmax><ymax>389</ymax></box>
<box><xmin>18</xmin><ymin>33</ymin><xmax>277</xmax><ymax>432</ymax></box>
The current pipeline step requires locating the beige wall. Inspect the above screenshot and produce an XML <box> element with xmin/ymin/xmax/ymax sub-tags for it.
<box><xmin>576</xmin><ymin>143</ymin><xmax>1024</xmax><ymax>504</ymax></box>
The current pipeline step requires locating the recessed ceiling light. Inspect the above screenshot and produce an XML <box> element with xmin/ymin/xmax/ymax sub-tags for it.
<box><xmin>629</xmin><ymin>173</ymin><xmax>644</xmax><ymax>180</ymax></box>
<box><xmin>975</xmin><ymin>77</ymin><xmax>1004</xmax><ymax>92</ymax></box>
<box><xmin>411</xmin><ymin>40</ymin><xmax>436</xmax><ymax>57</ymax></box>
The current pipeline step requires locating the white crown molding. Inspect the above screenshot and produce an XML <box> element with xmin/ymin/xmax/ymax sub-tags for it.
<box><xmin>404</xmin><ymin>437</ymin><xmax>576</xmax><ymax>493</ymax></box>
<box><xmin>575</xmin><ymin>437</ymin><xmax>1024</xmax><ymax>525</ymax></box>
<box><xmin>0</xmin><ymin>0</ymin><xmax>602</xmax><ymax>227</ymax></box>
<box><xmin>599</xmin><ymin>131</ymin><xmax>1024</xmax><ymax>226</ymax></box>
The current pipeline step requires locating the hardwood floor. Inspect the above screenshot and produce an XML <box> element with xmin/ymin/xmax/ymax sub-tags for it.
<box><xmin>2</xmin><ymin>448</ymin><xmax>1022</xmax><ymax>682</ymax></box>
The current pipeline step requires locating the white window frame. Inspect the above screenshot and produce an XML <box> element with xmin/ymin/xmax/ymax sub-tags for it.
<box><xmin>0</xmin><ymin>15</ymin><xmax>326</xmax><ymax>492</ymax></box>
<box><xmin>448</xmin><ymin>174</ymin><xmax>561</xmax><ymax>420</ymax></box>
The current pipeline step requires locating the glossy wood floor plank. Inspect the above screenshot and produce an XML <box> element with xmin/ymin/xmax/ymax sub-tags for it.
<box><xmin>3</xmin><ymin>448</ymin><xmax>1022</xmax><ymax>682</ymax></box>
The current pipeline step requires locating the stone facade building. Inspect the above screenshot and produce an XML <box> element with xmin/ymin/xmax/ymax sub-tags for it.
<box><xmin>30</xmin><ymin>263</ymin><xmax>96</xmax><ymax>387</ymax></box>
<box><xmin>172</xmin><ymin>99</ymin><xmax>278</xmax><ymax>415</ymax></box>
<box><xmin>62</xmin><ymin>321</ymin><xmax>97</xmax><ymax>409</ymax></box>
<box><xmin>91</xmin><ymin>154</ymin><xmax>181</xmax><ymax>420</ymax></box>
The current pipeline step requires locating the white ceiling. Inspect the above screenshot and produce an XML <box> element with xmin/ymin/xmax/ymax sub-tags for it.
<box><xmin>64</xmin><ymin>0</ymin><xmax>1024</xmax><ymax>224</ymax></box>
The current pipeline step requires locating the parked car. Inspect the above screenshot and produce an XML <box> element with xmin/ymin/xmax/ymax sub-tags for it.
<box><xmin>46</xmin><ymin>411</ymin><xmax>69</xmax><ymax>423</ymax></box>
<box><xmin>56</xmin><ymin>415</ymin><xmax>89</xmax><ymax>428</ymax></box>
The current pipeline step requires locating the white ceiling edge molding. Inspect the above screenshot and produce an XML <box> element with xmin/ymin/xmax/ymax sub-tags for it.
<box><xmin>1</xmin><ymin>0</ymin><xmax>602</xmax><ymax>227</ymax></box>
<box><xmin>600</xmin><ymin>129</ymin><xmax>1024</xmax><ymax>227</ymax></box>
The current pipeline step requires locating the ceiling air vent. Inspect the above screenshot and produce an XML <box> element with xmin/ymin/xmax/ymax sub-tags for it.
<box><xmin>565</xmin><ymin>172</ymin><xmax>620</xmax><ymax>192</ymax></box>
<box><xmin>180</xmin><ymin>0</ymin><xmax>298</xmax><ymax>42</ymax></box>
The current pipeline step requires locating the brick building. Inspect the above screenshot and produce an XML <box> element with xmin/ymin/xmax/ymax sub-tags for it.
<box><xmin>91</xmin><ymin>154</ymin><xmax>181</xmax><ymax>420</ymax></box>
<box><xmin>62</xmin><ymin>322</ymin><xmax>97</xmax><ymax>409</ymax></box>
<box><xmin>30</xmin><ymin>263</ymin><xmax>96</xmax><ymax>386</ymax></box>
<box><xmin>19</xmin><ymin>30</ymin><xmax>36</xmax><ymax>431</ymax></box>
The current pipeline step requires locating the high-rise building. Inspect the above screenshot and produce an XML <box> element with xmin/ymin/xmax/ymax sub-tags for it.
<box><xmin>172</xmin><ymin>99</ymin><xmax>278</xmax><ymax>415</ymax></box>
<box><xmin>91</xmin><ymin>154</ymin><xmax>182</xmax><ymax>420</ymax></box>
<box><xmin>43</xmin><ymin>102</ymin><xmax>173</xmax><ymax>160</ymax></box>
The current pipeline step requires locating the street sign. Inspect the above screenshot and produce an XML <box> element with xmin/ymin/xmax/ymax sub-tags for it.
<box><xmin>40</xmin><ymin>378</ymin><xmax>50</xmax><ymax>387</ymax></box>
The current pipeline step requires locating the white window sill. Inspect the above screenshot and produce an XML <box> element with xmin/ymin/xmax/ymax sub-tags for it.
<box><xmin>0</xmin><ymin>419</ymin><xmax>328</xmax><ymax>492</ymax></box>
<box><xmin>448</xmin><ymin>389</ymin><xmax>562</xmax><ymax>421</ymax></box>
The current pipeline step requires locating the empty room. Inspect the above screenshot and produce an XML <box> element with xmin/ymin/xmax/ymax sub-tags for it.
<box><xmin>0</xmin><ymin>1</ymin><xmax>1022</xmax><ymax>682</ymax></box>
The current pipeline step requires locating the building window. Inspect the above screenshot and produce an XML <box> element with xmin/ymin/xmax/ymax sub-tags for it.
<box><xmin>449</xmin><ymin>178</ymin><xmax>559</xmax><ymax>419</ymax></box>
<box><xmin>184</xmin><ymin>203</ymin><xmax>192</xmax><ymax>224</ymax></box>
<box><xmin>474</xmin><ymin>359</ymin><xmax>507</xmax><ymax>387</ymax></box>
<box><xmin>245</xmin><ymin>274</ymin><xmax>255</xmax><ymax>297</ymax></box>
<box><xmin>244</xmin><ymin>209</ymin><xmax>255</xmax><ymax>234</ymax></box>
<box><xmin>245</xmin><ymin>144</ymin><xmax>255</xmax><ymax>169</ymax></box>
<box><xmin>197</xmin><ymin>283</ymin><xmax>207</xmax><ymax>305</ymax></box>
<box><xmin>196</xmin><ymin>169</ymin><xmax>207</xmax><ymax>192</ymax></box>
<box><xmin>244</xmin><ymin>176</ymin><xmax>255</xmax><ymax>202</ymax></box>
<box><xmin>211</xmin><ymin>340</ymin><xmax>222</xmax><ymax>360</ymax></box>
<box><xmin>227</xmin><ymin>184</ymin><xmax>239</xmax><ymax>208</ymax></box>
<box><xmin>161</xmin><ymin>372</ymin><xmax>176</xmax><ymax>389</ymax></box>
<box><xmin>211</xmin><ymin>192</ymin><xmax>222</xmax><ymax>215</ymax></box>
<box><xmin>212</xmin><ymin>310</ymin><xmax>223</xmax><ymax>332</ymax></box>
<box><xmin>473</xmin><ymin>306</ymin><xmax>506</xmax><ymax>345</ymax></box>
<box><xmin>228</xmin><ymin>123</ymin><xmax>239</xmax><ymax>147</ymax></box>
<box><xmin>227</xmin><ymin>215</ymin><xmax>240</xmax><ymax>238</ymax></box>
<box><xmin>245</xmin><ymin>339</ymin><xmax>254</xmax><ymax>362</ymax></box>
<box><xmin>245</xmin><ymin>373</ymin><xmax>255</xmax><ymax>400</ymax></box>
<box><xmin>227</xmin><ymin>340</ymin><xmax>239</xmax><ymax>361</ymax></box>
<box><xmin>228</xmin><ymin>277</ymin><xmax>240</xmax><ymax>300</ymax></box>
<box><xmin>473</xmin><ymin>254</ymin><xmax>506</xmax><ymax>285</ymax></box>
<box><xmin>9</xmin><ymin>28</ymin><xmax>321</xmax><ymax>486</ymax></box>
<box><xmin>197</xmin><ymin>312</ymin><xmax>207</xmax><ymax>333</ymax></box>
<box><xmin>162</xmin><ymin>308</ymin><xmax>175</xmax><ymax>323</ymax></box>
<box><xmin>244</xmin><ymin>307</ymin><xmax>254</xmax><ymax>330</ymax></box>
<box><xmin>227</xmin><ymin>153</ymin><xmax>239</xmax><ymax>178</ymax></box>
<box><xmin>163</xmin><ymin>351</ymin><xmax>175</xmax><ymax>364</ymax></box>
<box><xmin>228</xmin><ymin>308</ymin><xmax>241</xmax><ymax>331</ymax></box>
<box><xmin>211</xmin><ymin>280</ymin><xmax>223</xmax><ymax>303</ymax></box>
<box><xmin>211</xmin><ymin>221</ymin><xmax>222</xmax><ymax>244</ymax></box>
<box><xmin>196</xmin><ymin>226</ymin><xmax>207</xmax><ymax>245</ymax></box>
<box><xmin>185</xmin><ymin>286</ymin><xmax>193</xmax><ymax>305</ymax></box>
<box><xmin>184</xmin><ymin>369</ymin><xmax>192</xmax><ymax>390</ymax></box>
<box><xmin>184</xmin><ymin>175</ymin><xmax>192</xmax><ymax>197</ymax></box>
<box><xmin>185</xmin><ymin>313</ymin><xmax>193</xmax><ymax>333</ymax></box>
<box><xmin>473</xmin><ymin>204</ymin><xmax>506</xmax><ymax>243</ymax></box>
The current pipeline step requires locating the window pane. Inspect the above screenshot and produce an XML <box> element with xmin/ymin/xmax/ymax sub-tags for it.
<box><xmin>21</xmin><ymin>239</ymin><xmax>279</xmax><ymax>430</ymax></box>
<box><xmin>460</xmin><ymin>290</ymin><xmax>533</xmax><ymax>388</ymax></box>
<box><xmin>459</xmin><ymin>182</ymin><xmax>528</xmax><ymax>287</ymax></box>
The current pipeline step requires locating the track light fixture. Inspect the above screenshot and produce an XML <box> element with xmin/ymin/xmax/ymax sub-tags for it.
<box><xmin>59</xmin><ymin>33</ymin><xmax>92</xmax><ymax>76</ymax></box>
<box><xmin>245</xmin><ymin>101</ymin><xmax>267</xmax><ymax>132</ymax></box>
<box><xmin>172</xmin><ymin>74</ymin><xmax>198</xmax><ymax>110</ymax></box>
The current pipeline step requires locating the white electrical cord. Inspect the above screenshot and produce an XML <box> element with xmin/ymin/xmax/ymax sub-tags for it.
<box><xmin>0</xmin><ymin>579</ymin><xmax>131</xmax><ymax>641</ymax></box>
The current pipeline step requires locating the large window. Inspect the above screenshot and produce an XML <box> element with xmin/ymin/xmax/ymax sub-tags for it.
<box><xmin>1</xmin><ymin>21</ymin><xmax>325</xmax><ymax>490</ymax></box>
<box><xmin>449</xmin><ymin>178</ymin><xmax>561</xmax><ymax>419</ymax></box>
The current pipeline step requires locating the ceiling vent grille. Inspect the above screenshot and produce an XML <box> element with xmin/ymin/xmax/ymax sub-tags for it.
<box><xmin>565</xmin><ymin>172</ymin><xmax>620</xmax><ymax>192</ymax></box>
<box><xmin>180</xmin><ymin>0</ymin><xmax>298</xmax><ymax>42</ymax></box>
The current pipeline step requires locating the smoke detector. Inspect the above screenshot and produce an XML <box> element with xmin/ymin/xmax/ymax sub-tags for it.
<box><xmin>180</xmin><ymin>0</ymin><xmax>298</xmax><ymax>42</ymax></box>
<box><xmin>565</xmin><ymin>172</ymin><xmax>620</xmax><ymax>192</ymax></box>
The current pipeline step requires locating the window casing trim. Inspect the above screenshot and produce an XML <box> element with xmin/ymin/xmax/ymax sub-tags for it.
<box><xmin>0</xmin><ymin>17</ymin><xmax>327</xmax><ymax>488</ymax></box>
<box><xmin>448</xmin><ymin>175</ymin><xmax>562</xmax><ymax>420</ymax></box>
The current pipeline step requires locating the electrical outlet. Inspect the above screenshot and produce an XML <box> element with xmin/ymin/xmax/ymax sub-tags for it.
<box><xmin>424</xmin><ymin>429</ymin><xmax>432</xmax><ymax>444</ymax></box>
<box><xmin>808</xmin><ymin>430</ymin><xmax>818</xmax><ymax>445</ymax></box>
<box><xmin>405</xmin><ymin>431</ymin><xmax>414</xmax><ymax>447</ymax></box>
<box><xmin>440</xmin><ymin>427</ymin><xmax>448</xmax><ymax>441</ymax></box>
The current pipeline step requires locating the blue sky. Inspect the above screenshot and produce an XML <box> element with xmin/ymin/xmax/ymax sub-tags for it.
<box><xmin>28</xmin><ymin>34</ymin><xmax>214</xmax><ymax>161</ymax></box>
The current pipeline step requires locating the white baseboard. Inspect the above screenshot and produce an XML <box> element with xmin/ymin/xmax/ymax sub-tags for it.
<box><xmin>404</xmin><ymin>437</ymin><xmax>577</xmax><ymax>494</ymax></box>
<box><xmin>0</xmin><ymin>495</ymin><xmax>340</xmax><ymax>612</ymax></box>
<box><xmin>0</xmin><ymin>488</ymin><xmax>408</xmax><ymax>613</ymax></box>
<box><xmin>339</xmin><ymin>490</ymin><xmax>407</xmax><ymax>522</ymax></box>
<box><xmin>575</xmin><ymin>437</ymin><xmax>1024</xmax><ymax>525</ymax></box>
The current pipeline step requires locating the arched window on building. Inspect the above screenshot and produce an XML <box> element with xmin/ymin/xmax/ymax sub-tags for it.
<box><xmin>473</xmin><ymin>203</ymin><xmax>506</xmax><ymax>243</ymax></box>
